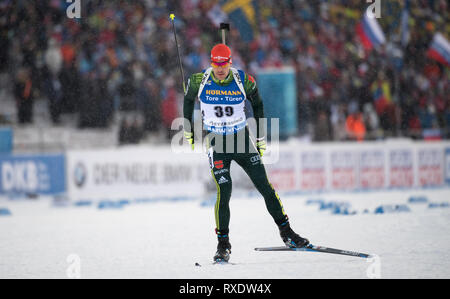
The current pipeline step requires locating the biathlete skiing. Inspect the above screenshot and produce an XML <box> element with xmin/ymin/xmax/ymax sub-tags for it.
<box><xmin>182</xmin><ymin>43</ymin><xmax>309</xmax><ymax>263</ymax></box>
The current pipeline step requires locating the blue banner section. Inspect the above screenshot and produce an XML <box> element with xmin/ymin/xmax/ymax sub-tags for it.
<box><xmin>0</xmin><ymin>154</ymin><xmax>66</xmax><ymax>195</ymax></box>
<box><xmin>256</xmin><ymin>68</ymin><xmax>298</xmax><ymax>139</ymax></box>
<box><xmin>445</xmin><ymin>148</ymin><xmax>450</xmax><ymax>185</ymax></box>
<box><xmin>220</xmin><ymin>0</ymin><xmax>259</xmax><ymax>42</ymax></box>
<box><xmin>0</xmin><ymin>127</ymin><xmax>13</xmax><ymax>153</ymax></box>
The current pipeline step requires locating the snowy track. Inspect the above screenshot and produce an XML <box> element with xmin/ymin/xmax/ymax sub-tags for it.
<box><xmin>1</xmin><ymin>189</ymin><xmax>450</xmax><ymax>279</ymax></box>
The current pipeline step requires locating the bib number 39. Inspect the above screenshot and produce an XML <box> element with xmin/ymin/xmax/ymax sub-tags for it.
<box><xmin>214</xmin><ymin>106</ymin><xmax>234</xmax><ymax>117</ymax></box>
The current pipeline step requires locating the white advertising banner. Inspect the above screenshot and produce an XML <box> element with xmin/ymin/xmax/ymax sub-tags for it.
<box><xmin>416</xmin><ymin>146</ymin><xmax>444</xmax><ymax>187</ymax></box>
<box><xmin>67</xmin><ymin>147</ymin><xmax>209</xmax><ymax>200</ymax></box>
<box><xmin>266</xmin><ymin>150</ymin><xmax>296</xmax><ymax>191</ymax></box>
<box><xmin>66</xmin><ymin>141</ymin><xmax>450</xmax><ymax>201</ymax></box>
<box><xmin>359</xmin><ymin>149</ymin><xmax>386</xmax><ymax>189</ymax></box>
<box><xmin>388</xmin><ymin>148</ymin><xmax>414</xmax><ymax>188</ymax></box>
<box><xmin>298</xmin><ymin>150</ymin><xmax>326</xmax><ymax>191</ymax></box>
<box><xmin>329</xmin><ymin>149</ymin><xmax>359</xmax><ymax>190</ymax></box>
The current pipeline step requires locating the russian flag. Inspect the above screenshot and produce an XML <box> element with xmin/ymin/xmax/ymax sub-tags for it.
<box><xmin>427</xmin><ymin>33</ymin><xmax>450</xmax><ymax>67</ymax></box>
<box><xmin>356</xmin><ymin>13</ymin><xmax>386</xmax><ymax>51</ymax></box>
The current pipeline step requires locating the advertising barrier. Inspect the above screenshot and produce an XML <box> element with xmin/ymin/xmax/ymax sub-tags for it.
<box><xmin>416</xmin><ymin>147</ymin><xmax>443</xmax><ymax>187</ymax></box>
<box><xmin>67</xmin><ymin>147</ymin><xmax>208</xmax><ymax>200</ymax></box>
<box><xmin>0</xmin><ymin>127</ymin><xmax>13</xmax><ymax>153</ymax></box>
<box><xmin>0</xmin><ymin>154</ymin><xmax>66</xmax><ymax>195</ymax></box>
<box><xmin>445</xmin><ymin>148</ymin><xmax>450</xmax><ymax>185</ymax></box>
<box><xmin>299</xmin><ymin>150</ymin><xmax>326</xmax><ymax>191</ymax></box>
<box><xmin>266</xmin><ymin>150</ymin><xmax>296</xmax><ymax>191</ymax></box>
<box><xmin>359</xmin><ymin>149</ymin><xmax>385</xmax><ymax>189</ymax></box>
<box><xmin>388</xmin><ymin>148</ymin><xmax>414</xmax><ymax>188</ymax></box>
<box><xmin>330</xmin><ymin>150</ymin><xmax>359</xmax><ymax>190</ymax></box>
<box><xmin>4</xmin><ymin>141</ymin><xmax>448</xmax><ymax>202</ymax></box>
<box><xmin>60</xmin><ymin>140</ymin><xmax>449</xmax><ymax>201</ymax></box>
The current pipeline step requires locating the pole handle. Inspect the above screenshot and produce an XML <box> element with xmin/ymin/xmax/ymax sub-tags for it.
<box><xmin>219</xmin><ymin>23</ymin><xmax>230</xmax><ymax>45</ymax></box>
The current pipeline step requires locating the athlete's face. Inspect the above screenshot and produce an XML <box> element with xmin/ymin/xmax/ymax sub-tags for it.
<box><xmin>211</xmin><ymin>61</ymin><xmax>231</xmax><ymax>80</ymax></box>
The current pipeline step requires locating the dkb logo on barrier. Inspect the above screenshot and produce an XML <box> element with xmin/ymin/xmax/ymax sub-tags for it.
<box><xmin>1</xmin><ymin>161</ymin><xmax>38</xmax><ymax>192</ymax></box>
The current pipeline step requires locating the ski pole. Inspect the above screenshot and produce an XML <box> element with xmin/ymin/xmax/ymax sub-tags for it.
<box><xmin>169</xmin><ymin>13</ymin><xmax>186</xmax><ymax>94</ymax></box>
<box><xmin>218</xmin><ymin>22</ymin><xmax>264</xmax><ymax>155</ymax></box>
<box><xmin>220</xmin><ymin>23</ymin><xmax>230</xmax><ymax>44</ymax></box>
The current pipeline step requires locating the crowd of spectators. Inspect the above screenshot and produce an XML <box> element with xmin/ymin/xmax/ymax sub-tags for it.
<box><xmin>0</xmin><ymin>0</ymin><xmax>448</xmax><ymax>143</ymax></box>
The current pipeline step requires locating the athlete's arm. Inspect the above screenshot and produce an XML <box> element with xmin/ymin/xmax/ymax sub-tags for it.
<box><xmin>183</xmin><ymin>73</ymin><xmax>202</xmax><ymax>133</ymax></box>
<box><xmin>244</xmin><ymin>74</ymin><xmax>265</xmax><ymax>139</ymax></box>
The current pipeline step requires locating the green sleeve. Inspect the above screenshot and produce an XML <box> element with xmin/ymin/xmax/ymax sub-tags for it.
<box><xmin>244</xmin><ymin>73</ymin><xmax>265</xmax><ymax>139</ymax></box>
<box><xmin>183</xmin><ymin>73</ymin><xmax>203</xmax><ymax>133</ymax></box>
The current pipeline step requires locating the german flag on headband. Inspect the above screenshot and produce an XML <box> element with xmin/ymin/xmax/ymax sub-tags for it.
<box><xmin>220</xmin><ymin>0</ymin><xmax>259</xmax><ymax>42</ymax></box>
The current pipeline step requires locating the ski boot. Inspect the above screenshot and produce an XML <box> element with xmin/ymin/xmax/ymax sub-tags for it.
<box><xmin>278</xmin><ymin>218</ymin><xmax>309</xmax><ymax>248</ymax></box>
<box><xmin>213</xmin><ymin>231</ymin><xmax>231</xmax><ymax>263</ymax></box>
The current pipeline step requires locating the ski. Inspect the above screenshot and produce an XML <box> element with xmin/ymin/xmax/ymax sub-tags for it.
<box><xmin>194</xmin><ymin>261</ymin><xmax>237</xmax><ymax>267</ymax></box>
<box><xmin>212</xmin><ymin>256</ymin><xmax>237</xmax><ymax>265</ymax></box>
<box><xmin>213</xmin><ymin>258</ymin><xmax>228</xmax><ymax>265</ymax></box>
<box><xmin>254</xmin><ymin>244</ymin><xmax>371</xmax><ymax>259</ymax></box>
<box><xmin>213</xmin><ymin>260</ymin><xmax>236</xmax><ymax>265</ymax></box>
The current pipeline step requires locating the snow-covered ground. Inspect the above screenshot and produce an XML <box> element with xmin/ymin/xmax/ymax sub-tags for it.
<box><xmin>1</xmin><ymin>188</ymin><xmax>450</xmax><ymax>279</ymax></box>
